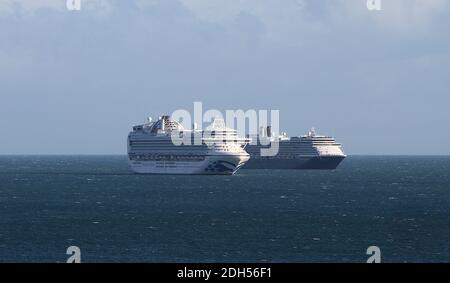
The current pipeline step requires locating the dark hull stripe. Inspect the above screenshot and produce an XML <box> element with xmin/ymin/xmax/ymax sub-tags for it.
<box><xmin>243</xmin><ymin>156</ymin><xmax>345</xmax><ymax>170</ymax></box>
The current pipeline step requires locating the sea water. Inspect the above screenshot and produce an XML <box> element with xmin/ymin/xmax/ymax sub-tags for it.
<box><xmin>0</xmin><ymin>155</ymin><xmax>449</xmax><ymax>262</ymax></box>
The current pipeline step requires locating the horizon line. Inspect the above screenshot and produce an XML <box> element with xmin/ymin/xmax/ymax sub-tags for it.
<box><xmin>0</xmin><ymin>154</ymin><xmax>450</xmax><ymax>157</ymax></box>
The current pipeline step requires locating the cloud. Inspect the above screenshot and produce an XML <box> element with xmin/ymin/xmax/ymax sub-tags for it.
<box><xmin>0</xmin><ymin>0</ymin><xmax>64</xmax><ymax>13</ymax></box>
<box><xmin>325</xmin><ymin>0</ymin><xmax>449</xmax><ymax>32</ymax></box>
<box><xmin>381</xmin><ymin>0</ymin><xmax>448</xmax><ymax>29</ymax></box>
<box><xmin>2</xmin><ymin>0</ymin><xmax>447</xmax><ymax>33</ymax></box>
<box><xmin>0</xmin><ymin>0</ymin><xmax>114</xmax><ymax>15</ymax></box>
<box><xmin>179</xmin><ymin>0</ymin><xmax>449</xmax><ymax>35</ymax></box>
<box><xmin>178</xmin><ymin>0</ymin><xmax>320</xmax><ymax>42</ymax></box>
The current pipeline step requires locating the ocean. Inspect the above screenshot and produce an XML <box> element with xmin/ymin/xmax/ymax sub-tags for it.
<box><xmin>0</xmin><ymin>155</ymin><xmax>449</xmax><ymax>263</ymax></box>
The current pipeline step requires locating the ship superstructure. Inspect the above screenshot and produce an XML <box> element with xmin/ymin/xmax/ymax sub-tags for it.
<box><xmin>127</xmin><ymin>116</ymin><xmax>250</xmax><ymax>174</ymax></box>
<box><xmin>244</xmin><ymin>127</ymin><xmax>346</xmax><ymax>169</ymax></box>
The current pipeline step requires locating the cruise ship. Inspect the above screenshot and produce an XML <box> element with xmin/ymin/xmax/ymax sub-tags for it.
<box><xmin>127</xmin><ymin>116</ymin><xmax>250</xmax><ymax>174</ymax></box>
<box><xmin>244</xmin><ymin>127</ymin><xmax>346</xmax><ymax>169</ymax></box>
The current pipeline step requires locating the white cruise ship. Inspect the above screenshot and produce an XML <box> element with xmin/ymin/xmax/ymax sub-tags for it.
<box><xmin>244</xmin><ymin>127</ymin><xmax>346</xmax><ymax>169</ymax></box>
<box><xmin>127</xmin><ymin>116</ymin><xmax>250</xmax><ymax>174</ymax></box>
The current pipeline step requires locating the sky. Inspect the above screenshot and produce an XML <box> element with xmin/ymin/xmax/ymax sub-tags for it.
<box><xmin>0</xmin><ymin>0</ymin><xmax>449</xmax><ymax>155</ymax></box>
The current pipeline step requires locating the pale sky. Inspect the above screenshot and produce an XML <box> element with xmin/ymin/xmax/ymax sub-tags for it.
<box><xmin>0</xmin><ymin>0</ymin><xmax>449</xmax><ymax>154</ymax></box>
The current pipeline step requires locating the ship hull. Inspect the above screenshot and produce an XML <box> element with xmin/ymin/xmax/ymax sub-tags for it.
<box><xmin>243</xmin><ymin>155</ymin><xmax>345</xmax><ymax>170</ymax></box>
<box><xmin>129</xmin><ymin>154</ymin><xmax>249</xmax><ymax>175</ymax></box>
<box><xmin>300</xmin><ymin>155</ymin><xmax>346</xmax><ymax>169</ymax></box>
